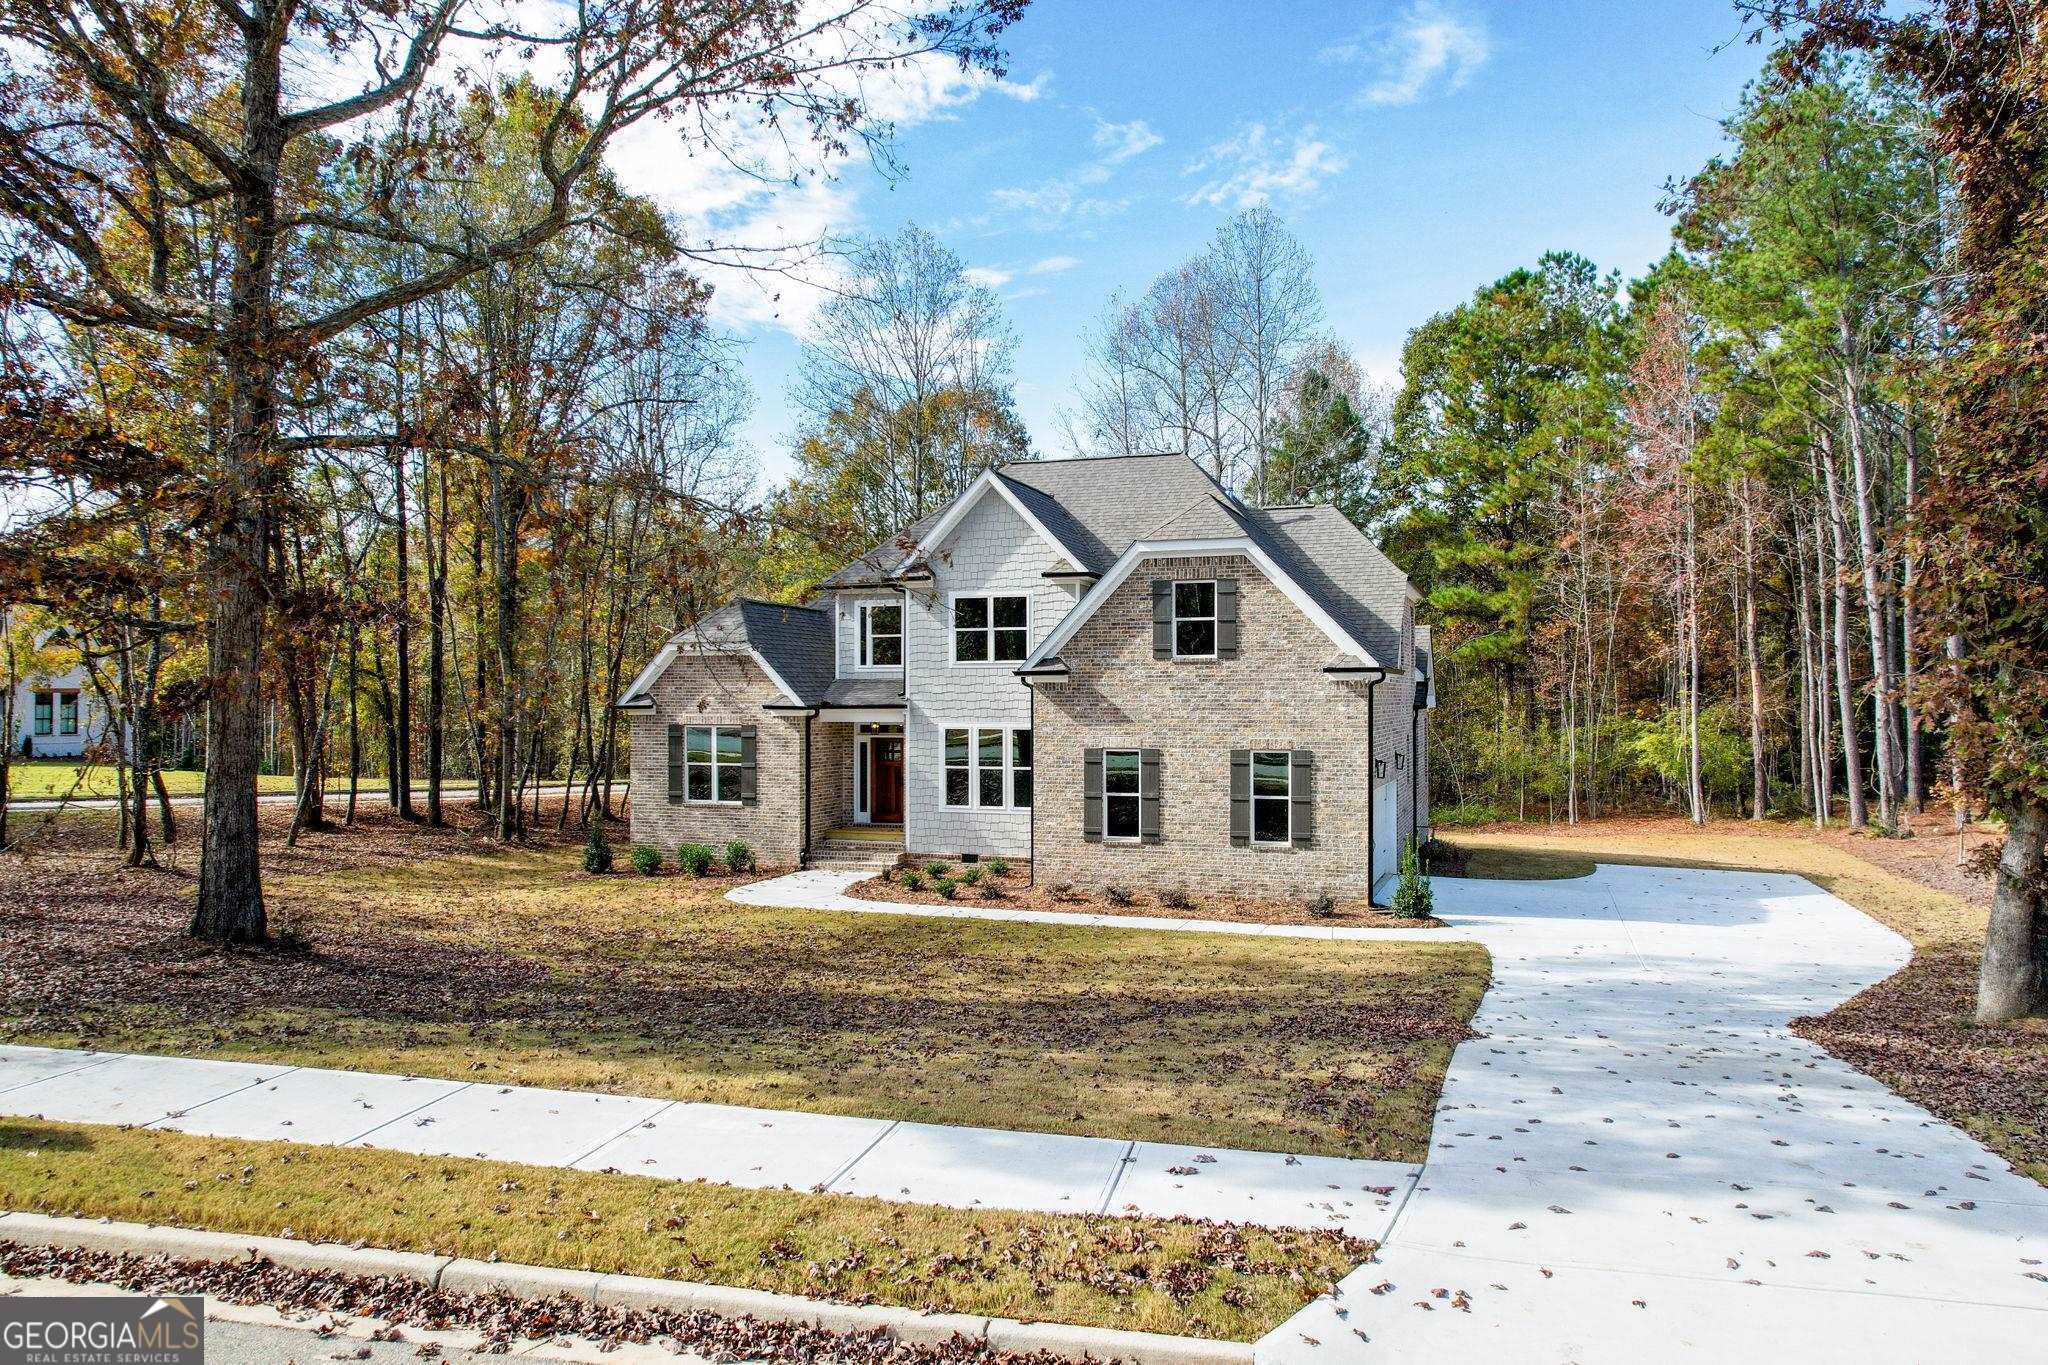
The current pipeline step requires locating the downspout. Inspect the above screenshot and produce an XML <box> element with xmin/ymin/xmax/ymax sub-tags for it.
<box><xmin>1366</xmin><ymin>675</ymin><xmax>1381</xmax><ymax>906</ymax></box>
<box><xmin>802</xmin><ymin>710</ymin><xmax>813</xmax><ymax>868</ymax></box>
<box><xmin>1026</xmin><ymin>679</ymin><xmax>1036</xmax><ymax>887</ymax></box>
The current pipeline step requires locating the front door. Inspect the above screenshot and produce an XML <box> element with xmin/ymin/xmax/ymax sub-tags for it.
<box><xmin>870</xmin><ymin>738</ymin><xmax>905</xmax><ymax>824</ymax></box>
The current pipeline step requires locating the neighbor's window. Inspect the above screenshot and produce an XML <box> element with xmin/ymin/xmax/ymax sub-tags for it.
<box><xmin>57</xmin><ymin>691</ymin><xmax>78</xmax><ymax>736</ymax></box>
<box><xmin>32</xmin><ymin>691</ymin><xmax>53</xmax><ymax>736</ymax></box>
<box><xmin>945</xmin><ymin>726</ymin><xmax>1029</xmax><ymax>808</ymax></box>
<box><xmin>1104</xmin><ymin>749</ymin><xmax>1141</xmax><ymax>840</ymax></box>
<box><xmin>1251</xmin><ymin>749</ymin><xmax>1291</xmax><ymax>845</ymax></box>
<box><xmin>1011</xmin><ymin>730</ymin><xmax>1033</xmax><ymax>808</ymax></box>
<box><xmin>859</xmin><ymin>600</ymin><xmax>902</xmax><ymax>667</ymax></box>
<box><xmin>685</xmin><ymin>725</ymin><xmax>744</xmax><ymax>804</ymax></box>
<box><xmin>953</xmin><ymin>595</ymin><xmax>1027</xmax><ymax>663</ymax></box>
<box><xmin>1173</xmin><ymin>581</ymin><xmax>1217</xmax><ymax>658</ymax></box>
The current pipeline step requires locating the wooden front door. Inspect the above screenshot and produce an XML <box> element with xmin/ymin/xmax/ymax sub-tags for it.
<box><xmin>870</xmin><ymin>738</ymin><xmax>905</xmax><ymax>824</ymax></box>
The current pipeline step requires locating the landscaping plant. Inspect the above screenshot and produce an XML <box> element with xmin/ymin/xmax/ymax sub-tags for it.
<box><xmin>582</xmin><ymin>821</ymin><xmax>613</xmax><ymax>875</ymax></box>
<box><xmin>628</xmin><ymin>845</ymin><xmax>662</xmax><ymax>876</ymax></box>
<box><xmin>985</xmin><ymin>856</ymin><xmax>1010</xmax><ymax>877</ymax></box>
<box><xmin>900</xmin><ymin>870</ymin><xmax>925</xmax><ymax>892</ymax></box>
<box><xmin>1391</xmin><ymin>842</ymin><xmax>1434</xmax><ymax>920</ymax></box>
<box><xmin>958</xmin><ymin>865</ymin><xmax>983</xmax><ymax>886</ymax></box>
<box><xmin>1160</xmin><ymin>886</ymin><xmax>1194</xmax><ymax>910</ymax></box>
<box><xmin>722</xmin><ymin>841</ymin><xmax>754</xmax><ymax>874</ymax></box>
<box><xmin>1104</xmin><ymin>883</ymin><xmax>1134</xmax><ymax>906</ymax></box>
<box><xmin>677</xmin><ymin>843</ymin><xmax>715</xmax><ymax>877</ymax></box>
<box><xmin>924</xmin><ymin>860</ymin><xmax>948</xmax><ymax>879</ymax></box>
<box><xmin>934</xmin><ymin>876</ymin><xmax>958</xmax><ymax>899</ymax></box>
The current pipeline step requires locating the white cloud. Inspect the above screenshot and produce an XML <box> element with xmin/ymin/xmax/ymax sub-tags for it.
<box><xmin>605</xmin><ymin>43</ymin><xmax>1050</xmax><ymax>337</ymax></box>
<box><xmin>1182</xmin><ymin>124</ymin><xmax>1348</xmax><ymax>209</ymax></box>
<box><xmin>1029</xmin><ymin>255</ymin><xmax>1081</xmax><ymax>275</ymax></box>
<box><xmin>963</xmin><ymin>265</ymin><xmax>1017</xmax><ymax>289</ymax></box>
<box><xmin>1322</xmin><ymin>2</ymin><xmax>1490</xmax><ymax>106</ymax></box>
<box><xmin>1091</xmin><ymin>118</ymin><xmax>1164</xmax><ymax>163</ymax></box>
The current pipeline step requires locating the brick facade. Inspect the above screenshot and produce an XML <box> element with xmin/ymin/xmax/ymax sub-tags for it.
<box><xmin>1032</xmin><ymin>553</ymin><xmax>1415</xmax><ymax>901</ymax></box>
<box><xmin>626</xmin><ymin>652</ymin><xmax>806</xmax><ymax>866</ymax></box>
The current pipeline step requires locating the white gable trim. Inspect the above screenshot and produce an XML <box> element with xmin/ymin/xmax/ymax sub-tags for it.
<box><xmin>1022</xmin><ymin>537</ymin><xmax>1381</xmax><ymax>670</ymax></box>
<box><xmin>889</xmin><ymin>469</ymin><xmax>1086</xmax><ymax>579</ymax></box>
<box><xmin>615</xmin><ymin>638</ymin><xmax>803</xmax><ymax>709</ymax></box>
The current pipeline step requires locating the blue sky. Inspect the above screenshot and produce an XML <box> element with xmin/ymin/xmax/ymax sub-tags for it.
<box><xmin>679</xmin><ymin>1</ymin><xmax>1768</xmax><ymax>486</ymax></box>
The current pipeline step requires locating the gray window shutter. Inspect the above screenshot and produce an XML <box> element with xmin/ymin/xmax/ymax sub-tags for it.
<box><xmin>1229</xmin><ymin>749</ymin><xmax>1250</xmax><ymax>846</ymax></box>
<box><xmin>1291</xmin><ymin>749</ymin><xmax>1315</xmax><ymax>847</ymax></box>
<box><xmin>667</xmin><ymin>724</ymin><xmax>685</xmax><ymax>803</ymax></box>
<box><xmin>1139</xmin><ymin>749</ymin><xmax>1162</xmax><ymax>844</ymax></box>
<box><xmin>739</xmin><ymin>726</ymin><xmax>759</xmax><ymax>804</ymax></box>
<box><xmin>1215</xmin><ymin>578</ymin><xmax>1239</xmax><ymax>658</ymax></box>
<box><xmin>1083</xmin><ymin>748</ymin><xmax>1104</xmax><ymax>841</ymax></box>
<box><xmin>1151</xmin><ymin>579</ymin><xmax>1172</xmax><ymax>658</ymax></box>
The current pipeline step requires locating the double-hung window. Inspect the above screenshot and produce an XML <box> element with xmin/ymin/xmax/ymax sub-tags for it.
<box><xmin>685</xmin><ymin>725</ymin><xmax>744</xmax><ymax>804</ymax></box>
<box><xmin>945</xmin><ymin>726</ymin><xmax>1031</xmax><ymax>808</ymax></box>
<box><xmin>1173</xmin><ymin>581</ymin><xmax>1217</xmax><ymax>658</ymax></box>
<box><xmin>858</xmin><ymin>600</ymin><xmax>902</xmax><ymax>667</ymax></box>
<box><xmin>1250</xmin><ymin>749</ymin><xmax>1292</xmax><ymax>845</ymax></box>
<box><xmin>953</xmin><ymin>595</ymin><xmax>1027</xmax><ymax>663</ymax></box>
<box><xmin>1103</xmin><ymin>749</ymin><xmax>1141</xmax><ymax>840</ymax></box>
<box><xmin>57</xmin><ymin>691</ymin><xmax>78</xmax><ymax>736</ymax></box>
<box><xmin>32</xmin><ymin>691</ymin><xmax>53</xmax><ymax>736</ymax></box>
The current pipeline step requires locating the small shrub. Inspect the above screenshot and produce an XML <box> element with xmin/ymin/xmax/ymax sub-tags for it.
<box><xmin>900</xmin><ymin>870</ymin><xmax>925</xmax><ymax>892</ymax></box>
<box><xmin>981</xmin><ymin>880</ymin><xmax>1007</xmax><ymax>900</ymax></box>
<box><xmin>958</xmin><ymin>865</ymin><xmax>983</xmax><ymax>886</ymax></box>
<box><xmin>924</xmin><ymin>860</ymin><xmax>949</xmax><ymax>878</ymax></box>
<box><xmin>878</xmin><ymin>864</ymin><xmax>893</xmax><ymax>882</ymax></box>
<box><xmin>723</xmin><ymin>840</ymin><xmax>755</xmax><ymax>874</ymax></box>
<box><xmin>1047</xmin><ymin>881</ymin><xmax>1078</xmax><ymax>902</ymax></box>
<box><xmin>629</xmin><ymin>844</ymin><xmax>663</xmax><ymax>876</ymax></box>
<box><xmin>1391</xmin><ymin>840</ymin><xmax>1435</xmax><ymax>920</ymax></box>
<box><xmin>677</xmin><ymin>842</ymin><xmax>716</xmax><ymax>877</ymax></box>
<box><xmin>934</xmin><ymin>876</ymin><xmax>958</xmax><ymax>899</ymax></box>
<box><xmin>1104</xmin><ymin>883</ymin><xmax>1133</xmax><ymax>906</ymax></box>
<box><xmin>1307</xmin><ymin>892</ymin><xmax>1337</xmax><ymax>919</ymax></box>
<box><xmin>582</xmin><ymin>820</ymin><xmax>614</xmax><ymax>874</ymax></box>
<box><xmin>1159</xmin><ymin>886</ymin><xmax>1194</xmax><ymax>911</ymax></box>
<box><xmin>985</xmin><ymin>856</ymin><xmax>1011</xmax><ymax>877</ymax></box>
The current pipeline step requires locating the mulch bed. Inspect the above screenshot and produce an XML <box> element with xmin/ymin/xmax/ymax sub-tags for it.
<box><xmin>844</xmin><ymin>862</ymin><xmax>1445</xmax><ymax>929</ymax></box>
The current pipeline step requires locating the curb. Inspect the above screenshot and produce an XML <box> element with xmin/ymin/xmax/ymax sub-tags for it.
<box><xmin>0</xmin><ymin>1211</ymin><xmax>1254</xmax><ymax>1365</ymax></box>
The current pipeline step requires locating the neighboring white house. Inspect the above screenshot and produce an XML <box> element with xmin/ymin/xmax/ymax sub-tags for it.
<box><xmin>8</xmin><ymin>638</ymin><xmax>110</xmax><ymax>760</ymax></box>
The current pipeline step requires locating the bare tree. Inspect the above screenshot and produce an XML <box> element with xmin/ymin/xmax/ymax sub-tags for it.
<box><xmin>0</xmin><ymin>0</ymin><xmax>1024</xmax><ymax>941</ymax></box>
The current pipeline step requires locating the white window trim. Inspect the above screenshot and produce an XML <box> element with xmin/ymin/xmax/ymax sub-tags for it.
<box><xmin>853</xmin><ymin>597</ymin><xmax>904</xmax><ymax>672</ymax></box>
<box><xmin>32</xmin><ymin>690</ymin><xmax>54</xmax><ymax>737</ymax></box>
<box><xmin>948</xmin><ymin>591</ymin><xmax>1031</xmax><ymax>667</ymax></box>
<box><xmin>57</xmin><ymin>691</ymin><xmax>78</xmax><ymax>736</ymax></box>
<box><xmin>1102</xmin><ymin>747</ymin><xmax>1142</xmax><ymax>843</ymax></box>
<box><xmin>1171</xmin><ymin>579</ymin><xmax>1218</xmax><ymax>660</ymax></box>
<box><xmin>944</xmin><ymin>724</ymin><xmax>1031</xmax><ymax>810</ymax></box>
<box><xmin>683</xmin><ymin>724</ymin><xmax>745</xmax><ymax>806</ymax></box>
<box><xmin>1250</xmin><ymin>748</ymin><xmax>1293</xmax><ymax>847</ymax></box>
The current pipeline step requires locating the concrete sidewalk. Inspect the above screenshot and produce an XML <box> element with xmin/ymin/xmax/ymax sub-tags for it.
<box><xmin>0</xmin><ymin>1045</ymin><xmax>1416</xmax><ymax>1240</ymax></box>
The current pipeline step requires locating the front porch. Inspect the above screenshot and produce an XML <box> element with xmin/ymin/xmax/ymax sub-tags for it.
<box><xmin>806</xmin><ymin>719</ymin><xmax>906</xmax><ymax>869</ymax></box>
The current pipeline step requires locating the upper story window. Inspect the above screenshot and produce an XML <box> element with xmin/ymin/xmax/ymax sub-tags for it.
<box><xmin>858</xmin><ymin>600</ymin><xmax>902</xmax><ymax>668</ymax></box>
<box><xmin>1173</xmin><ymin>581</ymin><xmax>1217</xmax><ymax>658</ymax></box>
<box><xmin>953</xmin><ymin>594</ymin><xmax>1027</xmax><ymax>664</ymax></box>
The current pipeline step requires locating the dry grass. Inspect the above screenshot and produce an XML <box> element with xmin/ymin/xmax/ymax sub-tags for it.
<box><xmin>2</xmin><ymin>806</ymin><xmax>1486</xmax><ymax>1161</ymax></box>
<box><xmin>0</xmin><ymin>1119</ymin><xmax>1367</xmax><ymax>1340</ymax></box>
<box><xmin>1437</xmin><ymin>815</ymin><xmax>2046</xmax><ymax>1185</ymax></box>
<box><xmin>4</xmin><ymin>762</ymin><xmax>300</xmax><ymax>801</ymax></box>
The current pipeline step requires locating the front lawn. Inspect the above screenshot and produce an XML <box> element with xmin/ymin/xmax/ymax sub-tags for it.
<box><xmin>3</xmin><ymin>762</ymin><xmax>300</xmax><ymax>801</ymax></box>
<box><xmin>1437</xmin><ymin>816</ymin><xmax>2047</xmax><ymax>1185</ymax></box>
<box><xmin>0</xmin><ymin>1120</ymin><xmax>1367</xmax><ymax>1340</ymax></box>
<box><xmin>0</xmin><ymin>808</ymin><xmax>1487</xmax><ymax>1161</ymax></box>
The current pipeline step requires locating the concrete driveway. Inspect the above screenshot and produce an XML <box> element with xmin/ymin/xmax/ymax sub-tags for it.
<box><xmin>1263</xmin><ymin>863</ymin><xmax>2047</xmax><ymax>1363</ymax></box>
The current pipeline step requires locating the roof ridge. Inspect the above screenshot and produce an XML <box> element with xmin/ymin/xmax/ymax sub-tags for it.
<box><xmin>736</xmin><ymin>596</ymin><xmax>825</xmax><ymax>615</ymax></box>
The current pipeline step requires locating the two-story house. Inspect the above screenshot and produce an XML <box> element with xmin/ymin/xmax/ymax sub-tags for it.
<box><xmin>617</xmin><ymin>451</ymin><xmax>1433</xmax><ymax>902</ymax></box>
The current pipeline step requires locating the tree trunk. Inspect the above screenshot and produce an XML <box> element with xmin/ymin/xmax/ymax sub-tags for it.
<box><xmin>394</xmin><ymin>438</ymin><xmax>414</xmax><ymax>819</ymax></box>
<box><xmin>1818</xmin><ymin>435</ymin><xmax>1868</xmax><ymax>829</ymax></box>
<box><xmin>426</xmin><ymin>449</ymin><xmax>448</xmax><ymax>826</ymax></box>
<box><xmin>1902</xmin><ymin>421</ymin><xmax>1924</xmax><ymax>815</ymax></box>
<box><xmin>1840</xmin><ymin>351</ymin><xmax>1901</xmax><ymax>832</ymax></box>
<box><xmin>1976</xmin><ymin>800</ymin><xmax>2046</xmax><ymax>1023</ymax></box>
